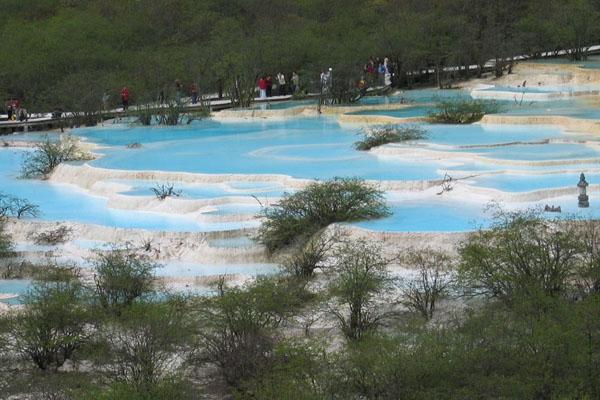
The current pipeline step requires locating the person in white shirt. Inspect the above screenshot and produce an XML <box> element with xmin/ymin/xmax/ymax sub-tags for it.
<box><xmin>277</xmin><ymin>72</ymin><xmax>287</xmax><ymax>96</ymax></box>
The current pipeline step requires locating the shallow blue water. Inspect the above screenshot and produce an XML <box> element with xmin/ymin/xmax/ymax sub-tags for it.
<box><xmin>346</xmin><ymin>98</ymin><xmax>600</xmax><ymax>121</ymax></box>
<box><xmin>424</xmin><ymin>124</ymin><xmax>563</xmax><ymax>146</ymax></box>
<box><xmin>530</xmin><ymin>55</ymin><xmax>600</xmax><ymax>70</ymax></box>
<box><xmin>472</xmin><ymin>143</ymin><xmax>600</xmax><ymax>161</ymax></box>
<box><xmin>0</xmin><ymin>279</ymin><xmax>31</xmax><ymax>305</ymax></box>
<box><xmin>482</xmin><ymin>85</ymin><xmax>561</xmax><ymax>94</ymax></box>
<box><xmin>77</xmin><ymin>119</ymin><xmax>578</xmax><ymax>181</ymax></box>
<box><xmin>209</xmin><ymin>236</ymin><xmax>256</xmax><ymax>248</ymax></box>
<box><xmin>359</xmin><ymin>89</ymin><xmax>470</xmax><ymax>105</ymax></box>
<box><xmin>119</xmin><ymin>179</ymin><xmax>287</xmax><ymax>199</ymax></box>
<box><xmin>2</xmin><ymin>91</ymin><xmax>600</xmax><ymax>233</ymax></box>
<box><xmin>349</xmin><ymin>106</ymin><xmax>431</xmax><ymax>118</ymax></box>
<box><xmin>251</xmin><ymin>99</ymin><xmax>317</xmax><ymax>110</ymax></box>
<box><xmin>355</xmin><ymin>194</ymin><xmax>600</xmax><ymax>232</ymax></box>
<box><xmin>77</xmin><ymin>118</ymin><xmax>444</xmax><ymax>181</ymax></box>
<box><xmin>157</xmin><ymin>262</ymin><xmax>278</xmax><ymax>278</ymax></box>
<box><xmin>0</xmin><ymin>149</ymin><xmax>256</xmax><ymax>231</ymax></box>
<box><xmin>470</xmin><ymin>172</ymin><xmax>600</xmax><ymax>192</ymax></box>
<box><xmin>354</xmin><ymin>199</ymin><xmax>485</xmax><ymax>232</ymax></box>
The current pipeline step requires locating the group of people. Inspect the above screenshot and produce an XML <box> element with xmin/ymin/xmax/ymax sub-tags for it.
<box><xmin>364</xmin><ymin>57</ymin><xmax>393</xmax><ymax>86</ymax></box>
<box><xmin>3</xmin><ymin>99</ymin><xmax>28</xmax><ymax>122</ymax></box>
<box><xmin>258</xmin><ymin>72</ymin><xmax>300</xmax><ymax>99</ymax></box>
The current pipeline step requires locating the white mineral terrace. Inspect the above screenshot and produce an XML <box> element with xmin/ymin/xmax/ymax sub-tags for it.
<box><xmin>3</xmin><ymin>60</ymin><xmax>600</xmax><ymax>302</ymax></box>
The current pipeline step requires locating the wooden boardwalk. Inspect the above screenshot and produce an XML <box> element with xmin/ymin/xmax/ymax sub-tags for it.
<box><xmin>0</xmin><ymin>94</ymin><xmax>303</xmax><ymax>134</ymax></box>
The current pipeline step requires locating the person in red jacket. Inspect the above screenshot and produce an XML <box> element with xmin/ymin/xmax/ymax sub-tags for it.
<box><xmin>258</xmin><ymin>76</ymin><xmax>267</xmax><ymax>99</ymax></box>
<box><xmin>120</xmin><ymin>87</ymin><xmax>130</xmax><ymax>111</ymax></box>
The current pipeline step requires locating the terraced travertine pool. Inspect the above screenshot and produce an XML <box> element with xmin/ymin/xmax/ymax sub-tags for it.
<box><xmin>1</xmin><ymin>113</ymin><xmax>599</xmax><ymax>232</ymax></box>
<box><xmin>3</xmin><ymin>87</ymin><xmax>600</xmax><ymax>299</ymax></box>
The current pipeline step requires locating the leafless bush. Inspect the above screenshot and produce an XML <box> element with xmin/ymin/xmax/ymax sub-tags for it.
<box><xmin>28</xmin><ymin>225</ymin><xmax>73</xmax><ymax>245</ymax></box>
<box><xmin>21</xmin><ymin>135</ymin><xmax>92</xmax><ymax>179</ymax></box>
<box><xmin>150</xmin><ymin>183</ymin><xmax>182</xmax><ymax>200</ymax></box>
<box><xmin>399</xmin><ymin>248</ymin><xmax>454</xmax><ymax>320</ymax></box>
<box><xmin>0</xmin><ymin>193</ymin><xmax>40</xmax><ymax>219</ymax></box>
<box><xmin>280</xmin><ymin>230</ymin><xmax>337</xmax><ymax>278</ymax></box>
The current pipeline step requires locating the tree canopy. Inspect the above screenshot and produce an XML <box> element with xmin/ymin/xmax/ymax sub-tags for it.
<box><xmin>2</xmin><ymin>0</ymin><xmax>600</xmax><ymax>111</ymax></box>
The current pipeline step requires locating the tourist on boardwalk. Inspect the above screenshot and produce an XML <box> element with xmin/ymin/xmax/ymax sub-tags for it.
<box><xmin>383</xmin><ymin>57</ymin><xmax>392</xmax><ymax>86</ymax></box>
<box><xmin>18</xmin><ymin>108</ymin><xmax>28</xmax><ymax>122</ymax></box>
<box><xmin>320</xmin><ymin>68</ymin><xmax>332</xmax><ymax>94</ymax></box>
<box><xmin>120</xmin><ymin>87</ymin><xmax>130</xmax><ymax>111</ymax></box>
<box><xmin>175</xmin><ymin>79</ymin><xmax>183</xmax><ymax>104</ymax></box>
<box><xmin>277</xmin><ymin>72</ymin><xmax>286</xmax><ymax>96</ymax></box>
<box><xmin>6</xmin><ymin>104</ymin><xmax>14</xmax><ymax>121</ymax></box>
<box><xmin>378</xmin><ymin>61</ymin><xmax>386</xmax><ymax>86</ymax></box>
<box><xmin>190</xmin><ymin>83</ymin><xmax>199</xmax><ymax>104</ymax></box>
<box><xmin>102</xmin><ymin>91</ymin><xmax>110</xmax><ymax>112</ymax></box>
<box><xmin>292</xmin><ymin>72</ymin><xmax>300</xmax><ymax>94</ymax></box>
<box><xmin>266</xmin><ymin>75</ymin><xmax>273</xmax><ymax>97</ymax></box>
<box><xmin>258</xmin><ymin>76</ymin><xmax>268</xmax><ymax>99</ymax></box>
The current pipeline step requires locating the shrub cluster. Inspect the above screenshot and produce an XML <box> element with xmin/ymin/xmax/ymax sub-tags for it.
<box><xmin>354</xmin><ymin>124</ymin><xmax>428</xmax><ymax>151</ymax></box>
<box><xmin>428</xmin><ymin>100</ymin><xmax>499</xmax><ymax>124</ymax></box>
<box><xmin>258</xmin><ymin>178</ymin><xmax>390</xmax><ymax>253</ymax></box>
<box><xmin>1</xmin><ymin>210</ymin><xmax>599</xmax><ymax>399</ymax></box>
<box><xmin>21</xmin><ymin>136</ymin><xmax>92</xmax><ymax>179</ymax></box>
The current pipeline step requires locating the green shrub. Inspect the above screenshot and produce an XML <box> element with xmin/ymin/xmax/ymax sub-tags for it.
<box><xmin>354</xmin><ymin>124</ymin><xmax>428</xmax><ymax>151</ymax></box>
<box><xmin>197</xmin><ymin>276</ymin><xmax>304</xmax><ymax>389</ymax></box>
<box><xmin>258</xmin><ymin>178</ymin><xmax>390</xmax><ymax>253</ymax></box>
<box><xmin>157</xmin><ymin>101</ymin><xmax>185</xmax><ymax>125</ymax></box>
<box><xmin>84</xmin><ymin>378</ymin><xmax>196</xmax><ymax>400</ymax></box>
<box><xmin>99</xmin><ymin>300</ymin><xmax>194</xmax><ymax>390</ymax></box>
<box><xmin>93</xmin><ymin>250</ymin><xmax>158</xmax><ymax>313</ymax></box>
<box><xmin>21</xmin><ymin>135</ymin><xmax>92</xmax><ymax>179</ymax></box>
<box><xmin>328</xmin><ymin>240</ymin><xmax>393</xmax><ymax>341</ymax></box>
<box><xmin>428</xmin><ymin>100</ymin><xmax>499</xmax><ymax>124</ymax></box>
<box><xmin>135</xmin><ymin>104</ymin><xmax>155</xmax><ymax>126</ymax></box>
<box><xmin>9</xmin><ymin>269</ymin><xmax>91</xmax><ymax>371</ymax></box>
<box><xmin>458</xmin><ymin>209</ymin><xmax>580</xmax><ymax>304</ymax></box>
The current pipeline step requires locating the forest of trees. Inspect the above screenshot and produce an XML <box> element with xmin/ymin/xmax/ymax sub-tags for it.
<box><xmin>0</xmin><ymin>206</ymin><xmax>599</xmax><ymax>399</ymax></box>
<box><xmin>1</xmin><ymin>0</ymin><xmax>600</xmax><ymax>112</ymax></box>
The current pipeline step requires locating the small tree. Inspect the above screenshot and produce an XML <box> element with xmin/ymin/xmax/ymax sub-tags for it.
<box><xmin>459</xmin><ymin>209</ymin><xmax>580</xmax><ymax>304</ymax></box>
<box><xmin>328</xmin><ymin>241</ymin><xmax>393</xmax><ymax>341</ymax></box>
<box><xmin>29</xmin><ymin>225</ymin><xmax>73</xmax><ymax>245</ymax></box>
<box><xmin>93</xmin><ymin>250</ymin><xmax>157</xmax><ymax>313</ymax></box>
<box><xmin>9</xmin><ymin>268</ymin><xmax>90</xmax><ymax>371</ymax></box>
<box><xmin>21</xmin><ymin>136</ymin><xmax>91</xmax><ymax>179</ymax></box>
<box><xmin>0</xmin><ymin>193</ymin><xmax>40</xmax><ymax>219</ymax></box>
<box><xmin>355</xmin><ymin>125</ymin><xmax>428</xmax><ymax>151</ymax></box>
<box><xmin>258</xmin><ymin>178</ymin><xmax>390</xmax><ymax>253</ymax></box>
<box><xmin>399</xmin><ymin>248</ymin><xmax>454</xmax><ymax>320</ymax></box>
<box><xmin>197</xmin><ymin>276</ymin><xmax>303</xmax><ymax>388</ymax></box>
<box><xmin>280</xmin><ymin>230</ymin><xmax>337</xmax><ymax>278</ymax></box>
<box><xmin>429</xmin><ymin>100</ymin><xmax>499</xmax><ymax>124</ymax></box>
<box><xmin>101</xmin><ymin>299</ymin><xmax>193</xmax><ymax>391</ymax></box>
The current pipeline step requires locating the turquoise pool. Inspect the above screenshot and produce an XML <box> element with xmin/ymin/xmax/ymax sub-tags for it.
<box><xmin>1</xmin><ymin>95</ymin><xmax>600</xmax><ymax>233</ymax></box>
<box><xmin>469</xmin><ymin>172</ymin><xmax>600</xmax><ymax>192</ymax></box>
<box><xmin>0</xmin><ymin>279</ymin><xmax>31</xmax><ymax>305</ymax></box>
<box><xmin>0</xmin><ymin>149</ymin><xmax>258</xmax><ymax>232</ymax></box>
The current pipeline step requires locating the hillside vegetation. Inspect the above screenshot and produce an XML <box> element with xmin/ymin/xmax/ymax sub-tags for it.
<box><xmin>1</xmin><ymin>0</ymin><xmax>599</xmax><ymax>111</ymax></box>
